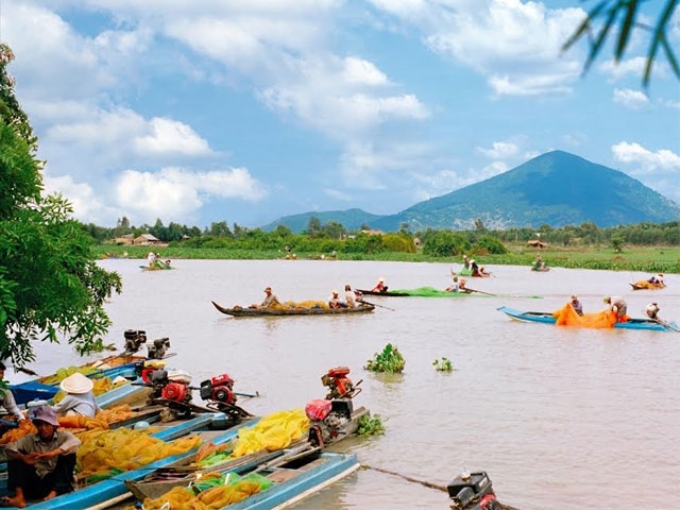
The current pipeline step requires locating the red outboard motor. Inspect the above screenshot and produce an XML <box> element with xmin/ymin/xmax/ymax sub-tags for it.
<box><xmin>448</xmin><ymin>471</ymin><xmax>500</xmax><ymax>510</ymax></box>
<box><xmin>200</xmin><ymin>374</ymin><xmax>236</xmax><ymax>405</ymax></box>
<box><xmin>149</xmin><ymin>369</ymin><xmax>192</xmax><ymax>407</ymax></box>
<box><xmin>321</xmin><ymin>366</ymin><xmax>358</xmax><ymax>399</ymax></box>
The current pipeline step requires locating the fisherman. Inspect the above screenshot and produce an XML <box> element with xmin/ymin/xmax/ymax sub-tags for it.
<box><xmin>446</xmin><ymin>275</ymin><xmax>461</xmax><ymax>293</ymax></box>
<box><xmin>647</xmin><ymin>273</ymin><xmax>664</xmax><ymax>286</ymax></box>
<box><xmin>328</xmin><ymin>290</ymin><xmax>343</xmax><ymax>309</ymax></box>
<box><xmin>2</xmin><ymin>406</ymin><xmax>81</xmax><ymax>507</ymax></box>
<box><xmin>256</xmin><ymin>287</ymin><xmax>280</xmax><ymax>309</ymax></box>
<box><xmin>52</xmin><ymin>372</ymin><xmax>101</xmax><ymax>418</ymax></box>
<box><xmin>532</xmin><ymin>254</ymin><xmax>546</xmax><ymax>270</ymax></box>
<box><xmin>604</xmin><ymin>295</ymin><xmax>627</xmax><ymax>322</ymax></box>
<box><xmin>570</xmin><ymin>295</ymin><xmax>584</xmax><ymax>316</ymax></box>
<box><xmin>0</xmin><ymin>362</ymin><xmax>27</xmax><ymax>423</ymax></box>
<box><xmin>645</xmin><ymin>302</ymin><xmax>660</xmax><ymax>320</ymax></box>
<box><xmin>462</xmin><ymin>255</ymin><xmax>471</xmax><ymax>270</ymax></box>
<box><xmin>344</xmin><ymin>284</ymin><xmax>358</xmax><ymax>308</ymax></box>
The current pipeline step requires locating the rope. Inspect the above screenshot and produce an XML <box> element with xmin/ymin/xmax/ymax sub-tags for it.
<box><xmin>361</xmin><ymin>465</ymin><xmax>447</xmax><ymax>492</ymax></box>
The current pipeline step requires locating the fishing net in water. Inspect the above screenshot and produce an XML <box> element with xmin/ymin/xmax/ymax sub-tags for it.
<box><xmin>390</xmin><ymin>286</ymin><xmax>469</xmax><ymax>298</ymax></box>
<box><xmin>552</xmin><ymin>303</ymin><xmax>627</xmax><ymax>328</ymax></box>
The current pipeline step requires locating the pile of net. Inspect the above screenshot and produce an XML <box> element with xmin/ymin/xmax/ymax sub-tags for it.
<box><xmin>632</xmin><ymin>280</ymin><xmax>664</xmax><ymax>290</ymax></box>
<box><xmin>552</xmin><ymin>303</ymin><xmax>627</xmax><ymax>328</ymax></box>
<box><xmin>136</xmin><ymin>472</ymin><xmax>274</xmax><ymax>509</ymax></box>
<box><xmin>131</xmin><ymin>409</ymin><xmax>310</xmax><ymax>509</ymax></box>
<box><xmin>77</xmin><ymin>427</ymin><xmax>202</xmax><ymax>483</ymax></box>
<box><xmin>274</xmin><ymin>300</ymin><xmax>329</xmax><ymax>310</ymax></box>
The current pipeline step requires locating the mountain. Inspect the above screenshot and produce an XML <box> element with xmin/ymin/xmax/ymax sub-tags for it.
<box><xmin>263</xmin><ymin>151</ymin><xmax>680</xmax><ymax>232</ymax></box>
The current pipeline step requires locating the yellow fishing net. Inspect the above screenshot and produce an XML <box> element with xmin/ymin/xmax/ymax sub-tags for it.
<box><xmin>552</xmin><ymin>303</ymin><xmax>627</xmax><ymax>328</ymax></box>
<box><xmin>632</xmin><ymin>280</ymin><xmax>664</xmax><ymax>289</ymax></box>
<box><xmin>135</xmin><ymin>409</ymin><xmax>309</xmax><ymax>510</ymax></box>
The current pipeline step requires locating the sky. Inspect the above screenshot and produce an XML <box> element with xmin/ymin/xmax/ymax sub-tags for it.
<box><xmin>1</xmin><ymin>0</ymin><xmax>679</xmax><ymax>230</ymax></box>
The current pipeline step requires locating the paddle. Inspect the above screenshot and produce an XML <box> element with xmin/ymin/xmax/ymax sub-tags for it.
<box><xmin>16</xmin><ymin>367</ymin><xmax>39</xmax><ymax>377</ymax></box>
<box><xmin>357</xmin><ymin>299</ymin><xmax>395</xmax><ymax>311</ymax></box>
<box><xmin>463</xmin><ymin>287</ymin><xmax>496</xmax><ymax>297</ymax></box>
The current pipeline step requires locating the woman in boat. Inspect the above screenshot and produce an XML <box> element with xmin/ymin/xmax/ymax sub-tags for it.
<box><xmin>0</xmin><ymin>362</ymin><xmax>27</xmax><ymax>423</ymax></box>
<box><xmin>446</xmin><ymin>275</ymin><xmax>461</xmax><ymax>293</ymax></box>
<box><xmin>2</xmin><ymin>406</ymin><xmax>81</xmax><ymax>507</ymax></box>
<box><xmin>53</xmin><ymin>372</ymin><xmax>101</xmax><ymax>418</ymax></box>
<box><xmin>371</xmin><ymin>277</ymin><xmax>387</xmax><ymax>293</ymax></box>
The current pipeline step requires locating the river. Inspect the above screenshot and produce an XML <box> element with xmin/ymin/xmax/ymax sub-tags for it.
<box><xmin>19</xmin><ymin>259</ymin><xmax>680</xmax><ymax>510</ymax></box>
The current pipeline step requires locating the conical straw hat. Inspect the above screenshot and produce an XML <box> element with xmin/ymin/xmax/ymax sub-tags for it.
<box><xmin>60</xmin><ymin>372</ymin><xmax>94</xmax><ymax>394</ymax></box>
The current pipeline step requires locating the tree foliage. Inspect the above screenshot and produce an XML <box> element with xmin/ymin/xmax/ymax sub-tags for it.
<box><xmin>0</xmin><ymin>45</ymin><xmax>122</xmax><ymax>366</ymax></box>
<box><xmin>563</xmin><ymin>0</ymin><xmax>679</xmax><ymax>87</ymax></box>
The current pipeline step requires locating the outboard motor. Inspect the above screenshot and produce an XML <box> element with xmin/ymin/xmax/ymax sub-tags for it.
<box><xmin>308</xmin><ymin>367</ymin><xmax>363</xmax><ymax>446</ymax></box>
<box><xmin>448</xmin><ymin>471</ymin><xmax>500</xmax><ymax>510</ymax></box>
<box><xmin>123</xmin><ymin>330</ymin><xmax>147</xmax><ymax>355</ymax></box>
<box><xmin>149</xmin><ymin>369</ymin><xmax>192</xmax><ymax>406</ymax></box>
<box><xmin>200</xmin><ymin>374</ymin><xmax>236</xmax><ymax>405</ymax></box>
<box><xmin>147</xmin><ymin>337</ymin><xmax>170</xmax><ymax>359</ymax></box>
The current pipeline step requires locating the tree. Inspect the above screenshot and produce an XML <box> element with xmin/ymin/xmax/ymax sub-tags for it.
<box><xmin>563</xmin><ymin>1</ymin><xmax>679</xmax><ymax>87</ymax></box>
<box><xmin>0</xmin><ymin>45</ymin><xmax>122</xmax><ymax>366</ymax></box>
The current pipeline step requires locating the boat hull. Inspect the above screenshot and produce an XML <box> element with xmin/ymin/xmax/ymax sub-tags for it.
<box><xmin>497</xmin><ymin>306</ymin><xmax>679</xmax><ymax>332</ymax></box>
<box><xmin>212</xmin><ymin>301</ymin><xmax>375</xmax><ymax>317</ymax></box>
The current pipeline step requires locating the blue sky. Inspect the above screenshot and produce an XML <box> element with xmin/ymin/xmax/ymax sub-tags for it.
<box><xmin>1</xmin><ymin>0</ymin><xmax>678</xmax><ymax>229</ymax></box>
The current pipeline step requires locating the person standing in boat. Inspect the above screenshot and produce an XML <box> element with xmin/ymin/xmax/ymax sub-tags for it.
<box><xmin>146</xmin><ymin>251</ymin><xmax>156</xmax><ymax>267</ymax></box>
<box><xmin>344</xmin><ymin>284</ymin><xmax>358</xmax><ymax>308</ymax></box>
<box><xmin>0</xmin><ymin>362</ymin><xmax>27</xmax><ymax>423</ymax></box>
<box><xmin>2</xmin><ymin>406</ymin><xmax>81</xmax><ymax>507</ymax></box>
<box><xmin>570</xmin><ymin>295</ymin><xmax>583</xmax><ymax>316</ymax></box>
<box><xmin>603</xmin><ymin>296</ymin><xmax>627</xmax><ymax>322</ymax></box>
<box><xmin>52</xmin><ymin>372</ymin><xmax>100</xmax><ymax>418</ymax></box>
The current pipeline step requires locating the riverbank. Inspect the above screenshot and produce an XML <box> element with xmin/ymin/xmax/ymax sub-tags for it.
<box><xmin>95</xmin><ymin>244</ymin><xmax>679</xmax><ymax>273</ymax></box>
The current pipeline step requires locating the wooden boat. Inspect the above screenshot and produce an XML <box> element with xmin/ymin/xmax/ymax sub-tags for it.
<box><xmin>630</xmin><ymin>280</ymin><xmax>665</xmax><ymax>290</ymax></box>
<box><xmin>125</xmin><ymin>446</ymin><xmax>359</xmax><ymax>510</ymax></box>
<box><xmin>455</xmin><ymin>268</ymin><xmax>492</xmax><ymax>277</ymax></box>
<box><xmin>212</xmin><ymin>301</ymin><xmax>375</xmax><ymax>317</ymax></box>
<box><xmin>22</xmin><ymin>414</ymin><xmax>258</xmax><ymax>510</ymax></box>
<box><xmin>357</xmin><ymin>286</ymin><xmax>487</xmax><ymax>298</ymax></box>
<box><xmin>141</xmin><ymin>259</ymin><xmax>173</xmax><ymax>271</ymax></box>
<box><xmin>497</xmin><ymin>306</ymin><xmax>680</xmax><ymax>332</ymax></box>
<box><xmin>531</xmin><ymin>266</ymin><xmax>550</xmax><ymax>272</ymax></box>
<box><xmin>356</xmin><ymin>289</ymin><xmax>411</xmax><ymax>297</ymax></box>
<box><xmin>10</xmin><ymin>355</ymin><xmax>144</xmax><ymax>406</ymax></box>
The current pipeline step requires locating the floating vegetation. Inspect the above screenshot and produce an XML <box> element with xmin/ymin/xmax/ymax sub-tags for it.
<box><xmin>432</xmin><ymin>357</ymin><xmax>454</xmax><ymax>372</ymax></box>
<box><xmin>365</xmin><ymin>343</ymin><xmax>405</xmax><ymax>374</ymax></box>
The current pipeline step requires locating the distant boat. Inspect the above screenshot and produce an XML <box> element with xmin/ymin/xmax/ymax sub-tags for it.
<box><xmin>212</xmin><ymin>301</ymin><xmax>375</xmax><ymax>317</ymax></box>
<box><xmin>497</xmin><ymin>306</ymin><xmax>679</xmax><ymax>332</ymax></box>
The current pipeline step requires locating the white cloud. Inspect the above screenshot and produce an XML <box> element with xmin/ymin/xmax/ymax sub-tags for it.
<box><xmin>598</xmin><ymin>57</ymin><xmax>648</xmax><ymax>81</ymax></box>
<box><xmin>611</xmin><ymin>142</ymin><xmax>680</xmax><ymax>204</ymax></box>
<box><xmin>342</xmin><ymin>57</ymin><xmax>390</xmax><ymax>86</ymax></box>
<box><xmin>43</xmin><ymin>174</ymin><xmax>119</xmax><ymax>225</ymax></box>
<box><xmin>612</xmin><ymin>143</ymin><xmax>680</xmax><ymax>172</ymax></box>
<box><xmin>477</xmin><ymin>141</ymin><xmax>519</xmax><ymax>159</ymax></box>
<box><xmin>133</xmin><ymin>118</ymin><xmax>213</xmax><ymax>157</ymax></box>
<box><xmin>612</xmin><ymin>88</ymin><xmax>650</xmax><ymax>109</ymax></box>
<box><xmin>116</xmin><ymin>167</ymin><xmax>267</xmax><ymax>224</ymax></box>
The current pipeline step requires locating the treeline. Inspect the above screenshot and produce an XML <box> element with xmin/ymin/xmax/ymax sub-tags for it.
<box><xmin>83</xmin><ymin>216</ymin><xmax>679</xmax><ymax>256</ymax></box>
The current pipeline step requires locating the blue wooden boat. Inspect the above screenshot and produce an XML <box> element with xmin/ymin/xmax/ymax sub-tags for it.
<box><xmin>497</xmin><ymin>306</ymin><xmax>680</xmax><ymax>332</ymax></box>
<box><xmin>5</xmin><ymin>414</ymin><xmax>258</xmax><ymax>510</ymax></box>
<box><xmin>10</xmin><ymin>360</ymin><xmax>141</xmax><ymax>406</ymax></box>
<box><xmin>125</xmin><ymin>446</ymin><xmax>360</xmax><ymax>510</ymax></box>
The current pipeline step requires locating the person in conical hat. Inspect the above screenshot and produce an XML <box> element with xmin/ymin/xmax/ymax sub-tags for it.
<box><xmin>53</xmin><ymin>372</ymin><xmax>100</xmax><ymax>418</ymax></box>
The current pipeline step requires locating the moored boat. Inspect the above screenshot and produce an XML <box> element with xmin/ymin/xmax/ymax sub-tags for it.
<box><xmin>212</xmin><ymin>301</ymin><xmax>375</xmax><ymax>317</ymax></box>
<box><xmin>497</xmin><ymin>306</ymin><xmax>679</xmax><ymax>332</ymax></box>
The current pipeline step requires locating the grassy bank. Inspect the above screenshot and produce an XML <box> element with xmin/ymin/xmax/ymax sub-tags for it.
<box><xmin>95</xmin><ymin>244</ymin><xmax>679</xmax><ymax>273</ymax></box>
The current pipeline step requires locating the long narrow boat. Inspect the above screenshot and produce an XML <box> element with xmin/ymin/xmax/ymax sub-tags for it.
<box><xmin>21</xmin><ymin>413</ymin><xmax>258</xmax><ymax>510</ymax></box>
<box><xmin>497</xmin><ymin>306</ymin><xmax>680</xmax><ymax>332</ymax></box>
<box><xmin>212</xmin><ymin>301</ymin><xmax>375</xmax><ymax>317</ymax></box>
<box><xmin>357</xmin><ymin>286</ymin><xmax>487</xmax><ymax>298</ymax></box>
<box><xmin>356</xmin><ymin>289</ymin><xmax>411</xmax><ymax>297</ymax></box>
<box><xmin>125</xmin><ymin>446</ymin><xmax>359</xmax><ymax>510</ymax></box>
